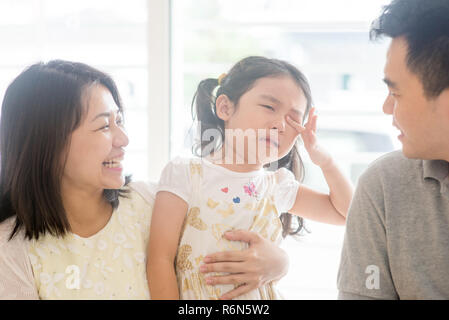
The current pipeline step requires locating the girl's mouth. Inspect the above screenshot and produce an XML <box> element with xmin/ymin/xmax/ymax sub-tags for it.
<box><xmin>261</xmin><ymin>137</ymin><xmax>279</xmax><ymax>148</ymax></box>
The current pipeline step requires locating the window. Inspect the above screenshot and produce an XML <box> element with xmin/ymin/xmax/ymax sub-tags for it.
<box><xmin>0</xmin><ymin>0</ymin><xmax>149</xmax><ymax>181</ymax></box>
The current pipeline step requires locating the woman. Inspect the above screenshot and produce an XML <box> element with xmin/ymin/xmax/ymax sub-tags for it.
<box><xmin>0</xmin><ymin>60</ymin><xmax>289</xmax><ymax>300</ymax></box>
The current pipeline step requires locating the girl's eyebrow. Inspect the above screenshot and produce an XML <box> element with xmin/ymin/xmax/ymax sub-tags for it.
<box><xmin>259</xmin><ymin>94</ymin><xmax>282</xmax><ymax>105</ymax></box>
<box><xmin>259</xmin><ymin>94</ymin><xmax>304</xmax><ymax>117</ymax></box>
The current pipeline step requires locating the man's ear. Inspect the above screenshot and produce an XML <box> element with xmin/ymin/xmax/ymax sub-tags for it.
<box><xmin>436</xmin><ymin>88</ymin><xmax>449</xmax><ymax>119</ymax></box>
<box><xmin>215</xmin><ymin>94</ymin><xmax>235</xmax><ymax>121</ymax></box>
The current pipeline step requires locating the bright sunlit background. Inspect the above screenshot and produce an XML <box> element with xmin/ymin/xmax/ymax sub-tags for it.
<box><xmin>0</xmin><ymin>0</ymin><xmax>399</xmax><ymax>299</ymax></box>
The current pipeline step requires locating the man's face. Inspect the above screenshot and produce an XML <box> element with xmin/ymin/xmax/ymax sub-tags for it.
<box><xmin>382</xmin><ymin>37</ymin><xmax>449</xmax><ymax>160</ymax></box>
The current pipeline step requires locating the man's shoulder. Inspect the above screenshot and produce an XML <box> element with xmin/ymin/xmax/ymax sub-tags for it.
<box><xmin>360</xmin><ymin>150</ymin><xmax>423</xmax><ymax>185</ymax></box>
<box><xmin>368</xmin><ymin>150</ymin><xmax>422</xmax><ymax>171</ymax></box>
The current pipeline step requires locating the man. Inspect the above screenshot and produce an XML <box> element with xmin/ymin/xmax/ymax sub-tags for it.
<box><xmin>337</xmin><ymin>0</ymin><xmax>449</xmax><ymax>299</ymax></box>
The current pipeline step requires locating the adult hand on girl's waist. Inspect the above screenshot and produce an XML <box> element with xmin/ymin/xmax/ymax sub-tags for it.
<box><xmin>199</xmin><ymin>229</ymin><xmax>289</xmax><ymax>300</ymax></box>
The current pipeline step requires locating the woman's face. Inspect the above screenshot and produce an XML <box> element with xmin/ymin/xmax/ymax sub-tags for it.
<box><xmin>62</xmin><ymin>84</ymin><xmax>129</xmax><ymax>193</ymax></box>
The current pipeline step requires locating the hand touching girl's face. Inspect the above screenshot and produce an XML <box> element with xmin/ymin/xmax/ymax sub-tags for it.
<box><xmin>216</xmin><ymin>75</ymin><xmax>307</xmax><ymax>165</ymax></box>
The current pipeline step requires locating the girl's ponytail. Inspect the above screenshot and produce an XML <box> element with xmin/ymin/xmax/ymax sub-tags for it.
<box><xmin>281</xmin><ymin>144</ymin><xmax>307</xmax><ymax>237</ymax></box>
<box><xmin>267</xmin><ymin>142</ymin><xmax>307</xmax><ymax>238</ymax></box>
<box><xmin>191</xmin><ymin>78</ymin><xmax>225</xmax><ymax>157</ymax></box>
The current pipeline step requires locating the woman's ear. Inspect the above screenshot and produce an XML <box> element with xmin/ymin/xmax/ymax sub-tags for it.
<box><xmin>215</xmin><ymin>94</ymin><xmax>235</xmax><ymax>121</ymax></box>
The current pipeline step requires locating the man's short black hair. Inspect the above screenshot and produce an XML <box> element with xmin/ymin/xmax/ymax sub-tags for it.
<box><xmin>370</xmin><ymin>0</ymin><xmax>449</xmax><ymax>98</ymax></box>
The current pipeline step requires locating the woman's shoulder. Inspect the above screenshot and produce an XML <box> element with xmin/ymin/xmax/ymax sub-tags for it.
<box><xmin>0</xmin><ymin>217</ymin><xmax>21</xmax><ymax>248</ymax></box>
<box><xmin>115</xmin><ymin>182</ymin><xmax>155</xmax><ymax>235</ymax></box>
<box><xmin>118</xmin><ymin>181</ymin><xmax>157</xmax><ymax>218</ymax></box>
<box><xmin>127</xmin><ymin>180</ymin><xmax>157</xmax><ymax>205</ymax></box>
<box><xmin>0</xmin><ymin>217</ymin><xmax>38</xmax><ymax>300</ymax></box>
<box><xmin>0</xmin><ymin>217</ymin><xmax>30</xmax><ymax>257</ymax></box>
<box><xmin>0</xmin><ymin>217</ymin><xmax>29</xmax><ymax>272</ymax></box>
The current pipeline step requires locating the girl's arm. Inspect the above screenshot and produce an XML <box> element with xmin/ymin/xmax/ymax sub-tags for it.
<box><xmin>288</xmin><ymin>176</ymin><xmax>349</xmax><ymax>225</ymax></box>
<box><xmin>318</xmin><ymin>158</ymin><xmax>353</xmax><ymax>217</ymax></box>
<box><xmin>146</xmin><ymin>191</ymin><xmax>188</xmax><ymax>299</ymax></box>
<box><xmin>286</xmin><ymin>108</ymin><xmax>354</xmax><ymax>225</ymax></box>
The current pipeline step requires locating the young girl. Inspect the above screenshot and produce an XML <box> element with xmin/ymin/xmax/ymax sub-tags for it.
<box><xmin>147</xmin><ymin>56</ymin><xmax>353</xmax><ymax>300</ymax></box>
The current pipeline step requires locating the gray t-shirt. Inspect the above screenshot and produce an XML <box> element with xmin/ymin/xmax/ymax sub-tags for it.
<box><xmin>337</xmin><ymin>150</ymin><xmax>449</xmax><ymax>299</ymax></box>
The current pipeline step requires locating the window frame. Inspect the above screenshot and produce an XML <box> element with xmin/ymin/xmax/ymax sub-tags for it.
<box><xmin>147</xmin><ymin>0</ymin><xmax>172</xmax><ymax>182</ymax></box>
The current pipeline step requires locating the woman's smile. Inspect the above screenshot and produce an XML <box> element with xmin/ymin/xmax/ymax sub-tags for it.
<box><xmin>102</xmin><ymin>153</ymin><xmax>124</xmax><ymax>168</ymax></box>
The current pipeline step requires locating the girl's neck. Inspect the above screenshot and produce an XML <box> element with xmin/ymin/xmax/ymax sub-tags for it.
<box><xmin>61</xmin><ymin>184</ymin><xmax>112</xmax><ymax>238</ymax></box>
<box><xmin>208</xmin><ymin>144</ymin><xmax>264</xmax><ymax>173</ymax></box>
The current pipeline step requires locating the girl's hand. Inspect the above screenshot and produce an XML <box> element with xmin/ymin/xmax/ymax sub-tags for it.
<box><xmin>199</xmin><ymin>230</ymin><xmax>289</xmax><ymax>300</ymax></box>
<box><xmin>286</xmin><ymin>107</ymin><xmax>332</xmax><ymax>168</ymax></box>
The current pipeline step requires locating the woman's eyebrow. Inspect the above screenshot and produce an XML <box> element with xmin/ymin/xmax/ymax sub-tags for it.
<box><xmin>91</xmin><ymin>112</ymin><xmax>110</xmax><ymax>122</ymax></box>
<box><xmin>91</xmin><ymin>109</ymin><xmax>121</xmax><ymax>122</ymax></box>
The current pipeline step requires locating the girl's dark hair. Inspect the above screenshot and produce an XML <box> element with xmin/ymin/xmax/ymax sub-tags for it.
<box><xmin>191</xmin><ymin>56</ymin><xmax>313</xmax><ymax>237</ymax></box>
<box><xmin>0</xmin><ymin>60</ymin><xmax>131</xmax><ymax>241</ymax></box>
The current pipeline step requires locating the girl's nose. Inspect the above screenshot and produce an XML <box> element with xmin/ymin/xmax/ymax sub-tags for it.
<box><xmin>271</xmin><ymin>118</ymin><xmax>286</xmax><ymax>133</ymax></box>
<box><xmin>383</xmin><ymin>94</ymin><xmax>395</xmax><ymax>115</ymax></box>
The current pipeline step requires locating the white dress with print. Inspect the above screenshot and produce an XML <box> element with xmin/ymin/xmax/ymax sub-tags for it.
<box><xmin>157</xmin><ymin>157</ymin><xmax>300</xmax><ymax>300</ymax></box>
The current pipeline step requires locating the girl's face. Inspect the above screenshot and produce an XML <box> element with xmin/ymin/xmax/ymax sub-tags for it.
<box><xmin>217</xmin><ymin>75</ymin><xmax>307</xmax><ymax>165</ymax></box>
<box><xmin>62</xmin><ymin>85</ymin><xmax>129</xmax><ymax>193</ymax></box>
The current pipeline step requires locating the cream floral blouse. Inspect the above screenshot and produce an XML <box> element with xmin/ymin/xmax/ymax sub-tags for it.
<box><xmin>0</xmin><ymin>181</ymin><xmax>155</xmax><ymax>300</ymax></box>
